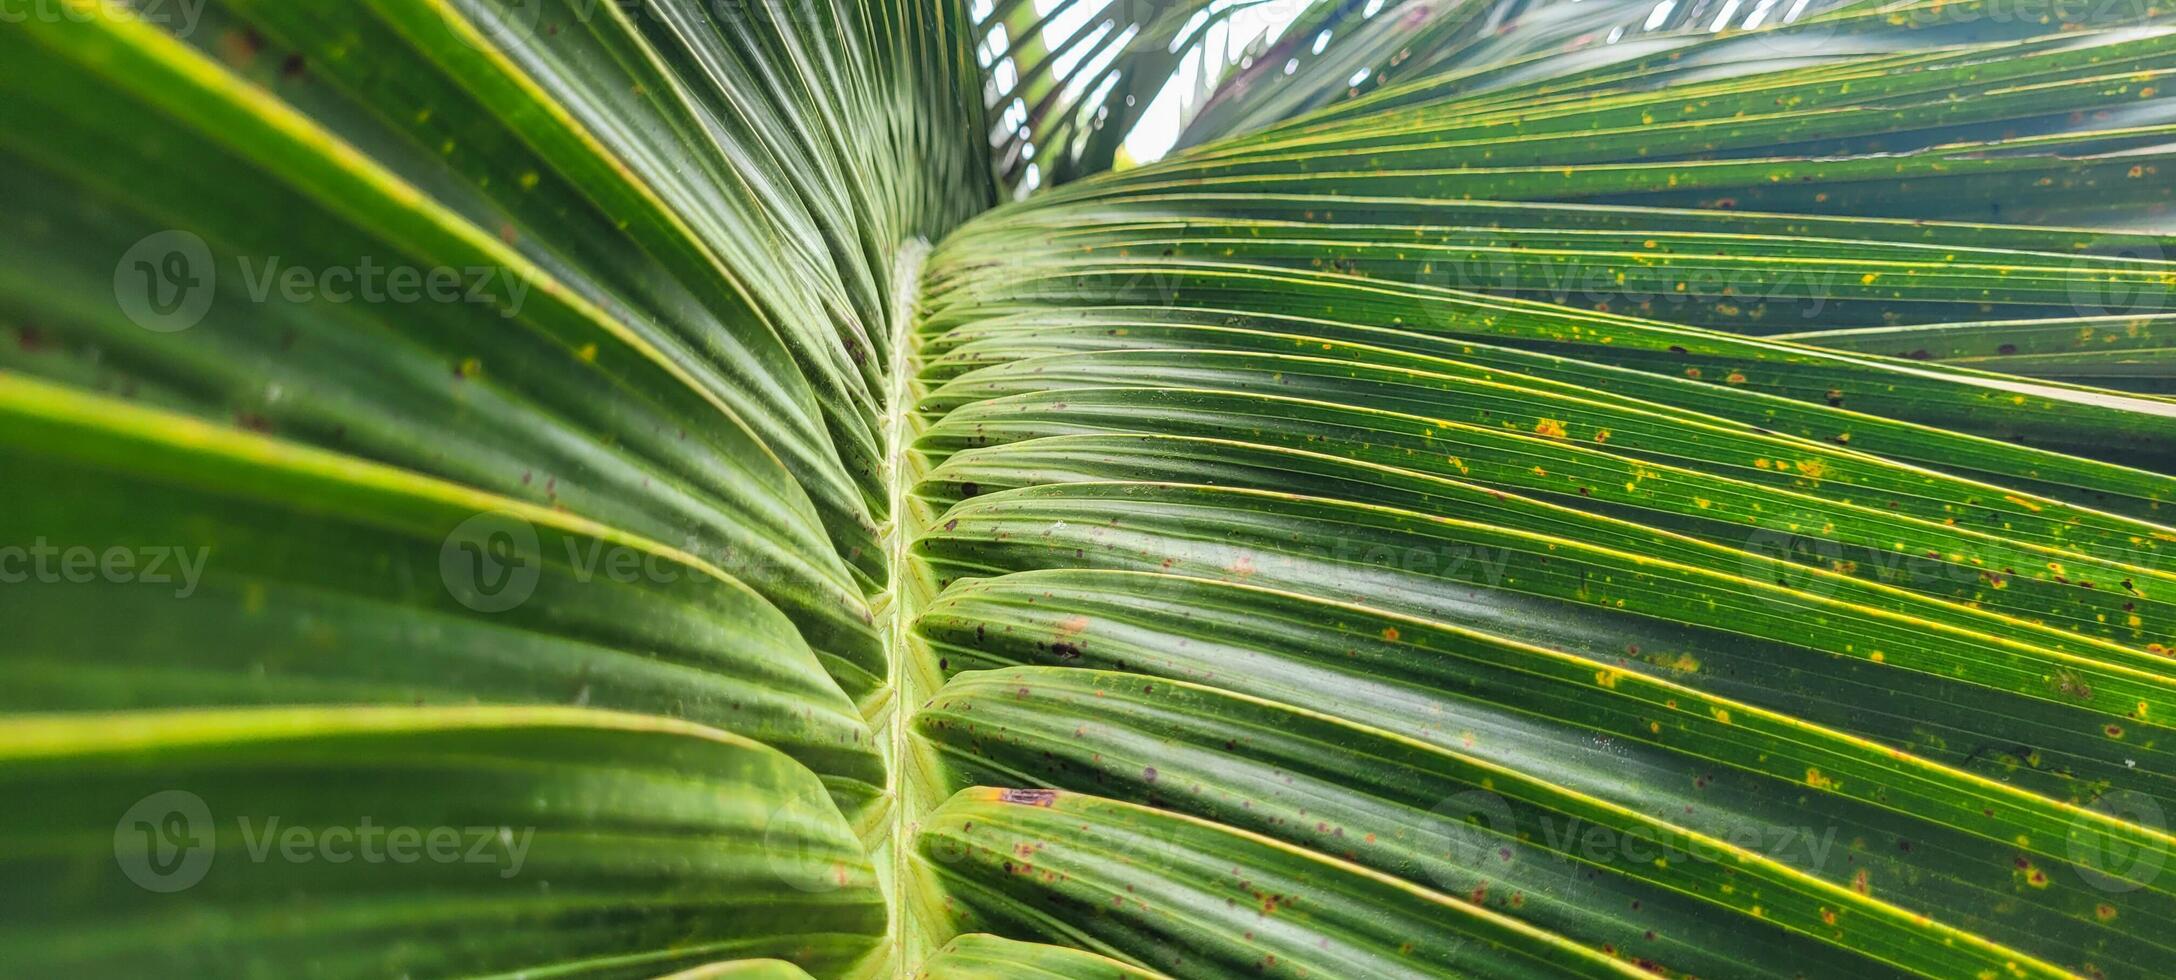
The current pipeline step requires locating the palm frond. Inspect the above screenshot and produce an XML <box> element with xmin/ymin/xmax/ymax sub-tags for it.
<box><xmin>4</xmin><ymin>0</ymin><xmax>2175</xmax><ymax>977</ymax></box>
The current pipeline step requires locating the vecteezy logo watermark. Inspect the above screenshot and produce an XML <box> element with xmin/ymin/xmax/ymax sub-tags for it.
<box><xmin>114</xmin><ymin>789</ymin><xmax>216</xmax><ymax>892</ymax></box>
<box><xmin>114</xmin><ymin>231</ymin><xmax>534</xmax><ymax>333</ymax></box>
<box><xmin>114</xmin><ymin>790</ymin><xmax>536</xmax><ymax>891</ymax></box>
<box><xmin>441</xmin><ymin>511</ymin><xmax>543</xmax><ymax>613</ymax></box>
<box><xmin>0</xmin><ymin>540</ymin><xmax>210</xmax><ymax>598</ymax></box>
<box><xmin>2068</xmin><ymin>790</ymin><xmax>2169</xmax><ymax>892</ymax></box>
<box><xmin>0</xmin><ymin>0</ymin><xmax>206</xmax><ymax>36</ymax></box>
<box><xmin>1740</xmin><ymin>529</ymin><xmax>1847</xmax><ymax>604</ymax></box>
<box><xmin>439</xmin><ymin>511</ymin><xmax>717</xmax><ymax>613</ymax></box>
<box><xmin>2067</xmin><ymin>235</ymin><xmax>2170</xmax><ymax>318</ymax></box>
<box><xmin>1430</xmin><ymin>789</ymin><xmax>1519</xmax><ymax>879</ymax></box>
<box><xmin>115</xmin><ymin>230</ymin><xmax>216</xmax><ymax>333</ymax></box>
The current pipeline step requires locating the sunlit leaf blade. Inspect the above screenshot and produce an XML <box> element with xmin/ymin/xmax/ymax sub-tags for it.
<box><xmin>0</xmin><ymin>0</ymin><xmax>985</xmax><ymax>972</ymax></box>
<box><xmin>921</xmin><ymin>787</ymin><xmax>1651</xmax><ymax>977</ymax></box>
<box><xmin>663</xmin><ymin>959</ymin><xmax>821</xmax><ymax>979</ymax></box>
<box><xmin>918</xmin><ymin>666</ymin><xmax>2123</xmax><ymax>977</ymax></box>
<box><xmin>916</xmin><ymin>932</ymin><xmax>1170</xmax><ymax>979</ymax></box>
<box><xmin>0</xmin><ymin>706</ymin><xmax>884</xmax><ymax>976</ymax></box>
<box><xmin>1780</xmin><ymin>316</ymin><xmax>2176</xmax><ymax>394</ymax></box>
<box><xmin>0</xmin><ymin>374</ymin><xmax>881</xmax><ymax>806</ymax></box>
<box><xmin>922</xmin><ymin>218</ymin><xmax>2176</xmax><ymax>483</ymax></box>
<box><xmin>919</xmin><ymin>577</ymin><xmax>2176</xmax><ymax>971</ymax></box>
<box><xmin>918</xmin><ymin>429</ymin><xmax>2174</xmax><ymax>653</ymax></box>
<box><xmin>0</xmin><ymin>2</ymin><xmax>900</xmax><ymax>694</ymax></box>
<box><xmin>902</xmin><ymin>4</ymin><xmax>2176</xmax><ymax>976</ymax></box>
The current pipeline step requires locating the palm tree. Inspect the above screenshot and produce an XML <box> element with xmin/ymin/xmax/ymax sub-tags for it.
<box><xmin>3</xmin><ymin>0</ymin><xmax>2174</xmax><ymax>975</ymax></box>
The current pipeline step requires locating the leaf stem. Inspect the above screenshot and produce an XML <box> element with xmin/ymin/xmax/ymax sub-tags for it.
<box><xmin>879</xmin><ymin>238</ymin><xmax>935</xmax><ymax>977</ymax></box>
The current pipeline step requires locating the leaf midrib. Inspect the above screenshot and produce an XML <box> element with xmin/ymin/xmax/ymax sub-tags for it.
<box><xmin>881</xmin><ymin>238</ymin><xmax>935</xmax><ymax>977</ymax></box>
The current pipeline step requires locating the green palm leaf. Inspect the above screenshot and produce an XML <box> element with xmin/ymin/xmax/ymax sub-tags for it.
<box><xmin>4</xmin><ymin>0</ymin><xmax>2175</xmax><ymax>976</ymax></box>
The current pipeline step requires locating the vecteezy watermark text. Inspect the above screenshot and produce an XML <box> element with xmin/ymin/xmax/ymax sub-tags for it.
<box><xmin>0</xmin><ymin>0</ymin><xmax>206</xmax><ymax>35</ymax></box>
<box><xmin>440</xmin><ymin>511</ymin><xmax>734</xmax><ymax>613</ymax></box>
<box><xmin>234</xmin><ymin>255</ymin><xmax>532</xmax><ymax>316</ymax></box>
<box><xmin>114</xmin><ymin>230</ymin><xmax>532</xmax><ymax>333</ymax></box>
<box><xmin>115</xmin><ymin>789</ymin><xmax>534</xmax><ymax>892</ymax></box>
<box><xmin>234</xmin><ymin>816</ymin><xmax>533</xmax><ymax>879</ymax></box>
<box><xmin>0</xmin><ymin>539</ymin><xmax>208</xmax><ymax>598</ymax></box>
<box><xmin>1429</xmin><ymin>789</ymin><xmax>1840</xmax><ymax>889</ymax></box>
